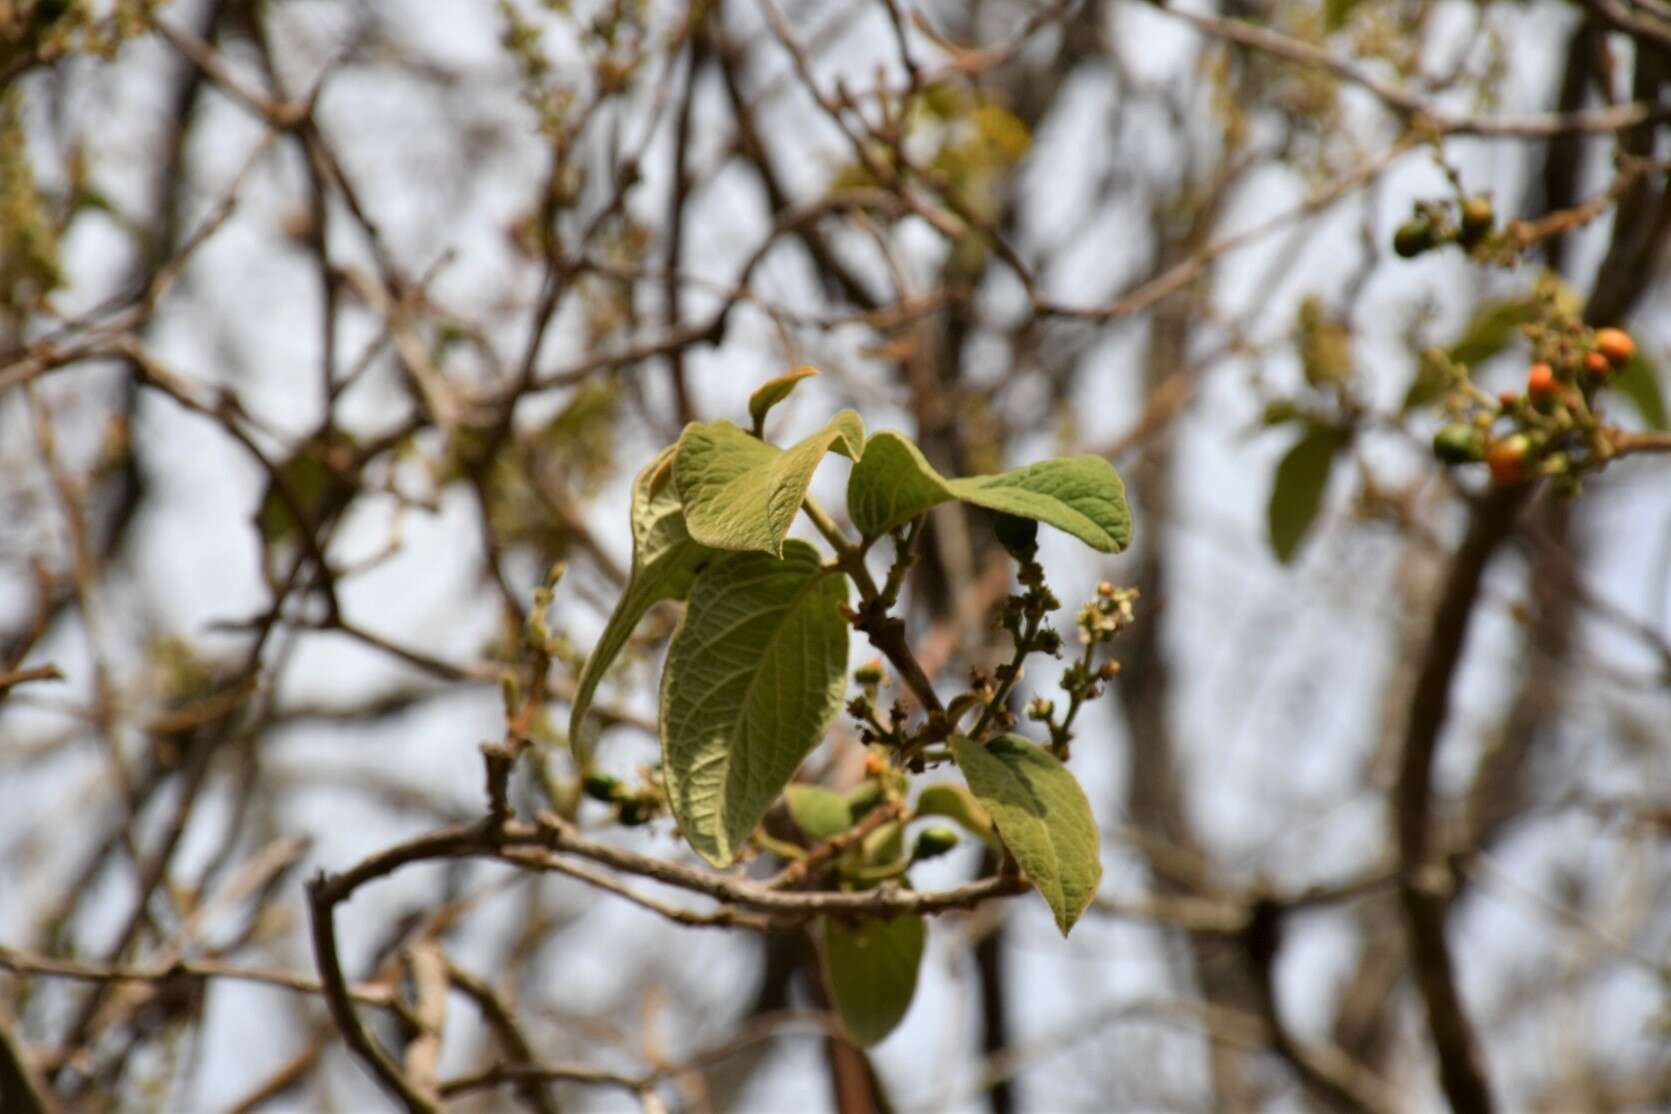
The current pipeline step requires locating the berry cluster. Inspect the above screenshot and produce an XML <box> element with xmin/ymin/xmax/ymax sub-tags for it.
<box><xmin>1431</xmin><ymin>321</ymin><xmax>1636</xmax><ymax>489</ymax></box>
<box><xmin>1394</xmin><ymin>195</ymin><xmax>1496</xmax><ymax>257</ymax></box>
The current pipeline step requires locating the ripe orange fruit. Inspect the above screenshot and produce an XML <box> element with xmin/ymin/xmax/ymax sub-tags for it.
<box><xmin>1585</xmin><ymin>351</ymin><xmax>1611</xmax><ymax>375</ymax></box>
<box><xmin>1527</xmin><ymin>362</ymin><xmax>1556</xmax><ymax>400</ymax></box>
<box><xmin>1594</xmin><ymin>327</ymin><xmax>1635</xmax><ymax>366</ymax></box>
<box><xmin>1487</xmin><ymin>435</ymin><xmax>1532</xmax><ymax>485</ymax></box>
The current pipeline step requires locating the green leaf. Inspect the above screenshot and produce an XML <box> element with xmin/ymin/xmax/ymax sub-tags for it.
<box><xmin>569</xmin><ymin>448</ymin><xmax>715</xmax><ymax>764</ymax></box>
<box><xmin>1402</xmin><ymin>351</ymin><xmax>1452</xmax><ymax>413</ymax></box>
<box><xmin>844</xmin><ymin>779</ymin><xmax>886</xmax><ymax>820</ymax></box>
<box><xmin>257</xmin><ymin>435</ymin><xmax>355</xmax><ymax>544</ymax></box>
<box><xmin>1260</xmin><ymin>398</ymin><xmax>1305</xmax><ymax>427</ymax></box>
<box><xmin>748</xmin><ymin>366</ymin><xmax>818</xmax><ymax>431</ymax></box>
<box><xmin>674</xmin><ymin>411</ymin><xmax>865</xmax><ymax>555</ymax></box>
<box><xmin>860</xmin><ymin>820</ymin><xmax>904</xmax><ymax>868</ymax></box>
<box><xmin>1611</xmin><ymin>353</ymin><xmax>1667</xmax><ymax>431</ymax></box>
<box><xmin>950</xmin><ymin>734</ymin><xmax>1101</xmax><ymax>935</ymax></box>
<box><xmin>1267</xmin><ymin>425</ymin><xmax>1346</xmax><ymax>565</ymax></box>
<box><xmin>785</xmin><ymin>784</ymin><xmax>853</xmax><ymax>842</ymax></box>
<box><xmin>1324</xmin><ymin>0</ymin><xmax>1365</xmax><ymax>30</ymax></box>
<box><xmin>846</xmin><ymin>431</ymin><xmax>1131</xmax><ymax>552</ymax></box>
<box><xmin>1448</xmin><ymin>298</ymin><xmax>1535</xmax><ymax>368</ymax></box>
<box><xmin>844</xmin><ymin>432</ymin><xmax>958</xmax><ymax>538</ymax></box>
<box><xmin>661</xmin><ymin>540</ymin><xmax>850</xmax><ymax>866</ymax></box>
<box><xmin>821</xmin><ymin>913</ymin><xmax>925</xmax><ymax>1046</ymax></box>
<box><xmin>915</xmin><ymin>783</ymin><xmax>999</xmax><ymax>849</ymax></box>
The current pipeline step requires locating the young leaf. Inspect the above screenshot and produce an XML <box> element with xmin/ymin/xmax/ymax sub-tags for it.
<box><xmin>951</xmin><ymin>734</ymin><xmax>1101</xmax><ymax>935</ymax></box>
<box><xmin>860</xmin><ymin>820</ymin><xmax>904</xmax><ymax>868</ymax></box>
<box><xmin>674</xmin><ymin>411</ymin><xmax>865</xmax><ymax>555</ymax></box>
<box><xmin>821</xmin><ymin>913</ymin><xmax>926</xmax><ymax>1046</ymax></box>
<box><xmin>569</xmin><ymin>448</ymin><xmax>714</xmax><ymax>763</ymax></box>
<box><xmin>844</xmin><ymin>432</ymin><xmax>961</xmax><ymax>538</ymax></box>
<box><xmin>785</xmin><ymin>784</ymin><xmax>853</xmax><ymax>842</ymax></box>
<box><xmin>661</xmin><ymin>541</ymin><xmax>850</xmax><ymax>866</ymax></box>
<box><xmin>1267</xmin><ymin>425</ymin><xmax>1346</xmax><ymax>564</ymax></box>
<box><xmin>748</xmin><ymin>366</ymin><xmax>818</xmax><ymax>432</ymax></box>
<box><xmin>915</xmin><ymin>783</ymin><xmax>1000</xmax><ymax>849</ymax></box>
<box><xmin>846</xmin><ymin>430</ymin><xmax>1131</xmax><ymax>552</ymax></box>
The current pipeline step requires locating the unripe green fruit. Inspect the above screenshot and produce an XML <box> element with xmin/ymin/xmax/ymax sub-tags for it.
<box><xmin>582</xmin><ymin>771</ymin><xmax>622</xmax><ymax>803</ymax></box>
<box><xmin>1393</xmin><ymin>217</ymin><xmax>1436</xmax><ymax>258</ymax></box>
<box><xmin>912</xmin><ymin>826</ymin><xmax>961</xmax><ymax>860</ymax></box>
<box><xmin>1432</xmin><ymin>424</ymin><xmax>1485</xmax><ymax>464</ymax></box>
<box><xmin>992</xmin><ymin>512</ymin><xmax>1038</xmax><ymax>555</ymax></box>
<box><xmin>1459</xmin><ymin>196</ymin><xmax>1493</xmax><ymax>245</ymax></box>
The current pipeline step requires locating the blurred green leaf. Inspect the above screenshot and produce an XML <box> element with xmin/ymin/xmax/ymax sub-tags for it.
<box><xmin>785</xmin><ymin>784</ymin><xmax>853</xmax><ymax>842</ymax></box>
<box><xmin>1324</xmin><ymin>0</ymin><xmax>1365</xmax><ymax>30</ymax></box>
<box><xmin>1261</xmin><ymin>399</ymin><xmax>1304</xmax><ymax>427</ymax></box>
<box><xmin>257</xmin><ymin>435</ymin><xmax>356</xmax><ymax>545</ymax></box>
<box><xmin>1402</xmin><ymin>349</ymin><xmax>1453</xmax><ymax>413</ymax></box>
<box><xmin>821</xmin><ymin>913</ymin><xmax>925</xmax><ymax>1045</ymax></box>
<box><xmin>1448</xmin><ymin>299</ymin><xmax>1535</xmax><ymax>368</ymax></box>
<box><xmin>915</xmin><ymin>783</ymin><xmax>999</xmax><ymax>849</ymax></box>
<box><xmin>1267</xmin><ymin>425</ymin><xmax>1347</xmax><ymax>564</ymax></box>
<box><xmin>1611</xmin><ymin>353</ymin><xmax>1667</xmax><ymax>431</ymax></box>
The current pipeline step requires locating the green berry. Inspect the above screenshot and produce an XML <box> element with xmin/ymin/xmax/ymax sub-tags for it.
<box><xmin>1393</xmin><ymin>217</ymin><xmax>1436</xmax><ymax>258</ymax></box>
<box><xmin>912</xmin><ymin>826</ymin><xmax>961</xmax><ymax>861</ymax></box>
<box><xmin>992</xmin><ymin>512</ymin><xmax>1038</xmax><ymax>556</ymax></box>
<box><xmin>581</xmin><ymin>771</ymin><xmax>622</xmax><ymax>803</ymax></box>
<box><xmin>1432</xmin><ymin>424</ymin><xmax>1485</xmax><ymax>464</ymax></box>
<box><xmin>1459</xmin><ymin>196</ymin><xmax>1493</xmax><ymax>245</ymax></box>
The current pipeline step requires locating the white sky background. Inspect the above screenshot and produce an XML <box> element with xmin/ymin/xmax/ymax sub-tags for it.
<box><xmin>3</xmin><ymin>0</ymin><xmax>1669</xmax><ymax>1110</ymax></box>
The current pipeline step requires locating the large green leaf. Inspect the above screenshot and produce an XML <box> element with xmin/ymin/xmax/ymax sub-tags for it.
<box><xmin>846</xmin><ymin>431</ymin><xmax>1131</xmax><ymax>552</ymax></box>
<box><xmin>661</xmin><ymin>541</ymin><xmax>850</xmax><ymax>866</ymax></box>
<box><xmin>951</xmin><ymin>734</ymin><xmax>1101</xmax><ymax>935</ymax></box>
<box><xmin>1267</xmin><ymin>425</ymin><xmax>1346</xmax><ymax>565</ymax></box>
<box><xmin>569</xmin><ymin>447</ymin><xmax>714</xmax><ymax>764</ymax></box>
<box><xmin>821</xmin><ymin>913</ymin><xmax>925</xmax><ymax>1045</ymax></box>
<box><xmin>674</xmin><ymin>411</ymin><xmax>865</xmax><ymax>555</ymax></box>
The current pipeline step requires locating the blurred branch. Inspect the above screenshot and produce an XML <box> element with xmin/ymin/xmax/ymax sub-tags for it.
<box><xmin>1394</xmin><ymin>489</ymin><xmax>1527</xmax><ymax>1114</ymax></box>
<box><xmin>1160</xmin><ymin>4</ymin><xmax>1669</xmax><ymax>137</ymax></box>
<box><xmin>0</xmin><ymin>663</ymin><xmax>62</xmax><ymax>696</ymax></box>
<box><xmin>0</xmin><ymin>945</ymin><xmax>396</xmax><ymax>1009</ymax></box>
<box><xmin>0</xmin><ymin>1004</ymin><xmax>60</xmax><ymax>1114</ymax></box>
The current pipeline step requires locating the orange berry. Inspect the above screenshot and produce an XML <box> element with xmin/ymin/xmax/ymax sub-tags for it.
<box><xmin>1594</xmin><ymin>327</ymin><xmax>1635</xmax><ymax>366</ymax></box>
<box><xmin>1486</xmin><ymin>435</ymin><xmax>1531</xmax><ymax>485</ymax></box>
<box><xmin>1497</xmin><ymin>389</ymin><xmax>1519</xmax><ymax>408</ymax></box>
<box><xmin>1584</xmin><ymin>351</ymin><xmax>1611</xmax><ymax>376</ymax></box>
<box><xmin>1526</xmin><ymin>362</ymin><xmax>1556</xmax><ymax>400</ymax></box>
